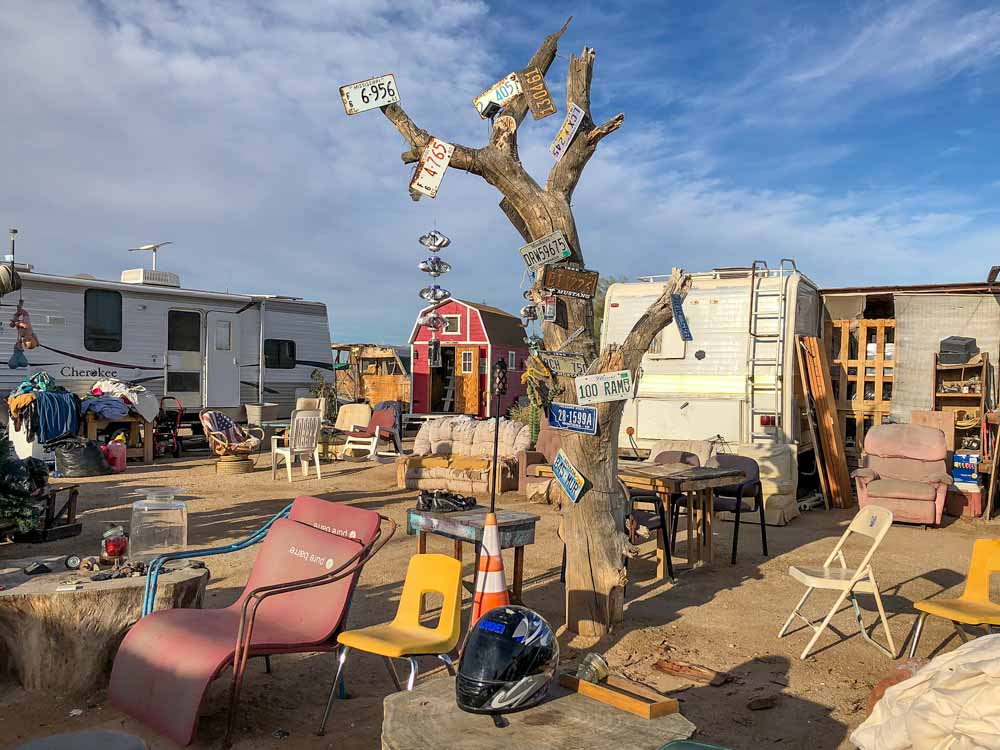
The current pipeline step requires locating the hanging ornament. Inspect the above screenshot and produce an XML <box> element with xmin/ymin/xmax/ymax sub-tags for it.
<box><xmin>520</xmin><ymin>303</ymin><xmax>538</xmax><ymax>321</ymax></box>
<box><xmin>418</xmin><ymin>256</ymin><xmax>452</xmax><ymax>277</ymax></box>
<box><xmin>527</xmin><ymin>334</ymin><xmax>544</xmax><ymax>352</ymax></box>
<box><xmin>420</xmin><ymin>285</ymin><xmax>452</xmax><ymax>303</ymax></box>
<box><xmin>418</xmin><ymin>311</ymin><xmax>445</xmax><ymax>330</ymax></box>
<box><xmin>419</xmin><ymin>230</ymin><xmax>451</xmax><ymax>251</ymax></box>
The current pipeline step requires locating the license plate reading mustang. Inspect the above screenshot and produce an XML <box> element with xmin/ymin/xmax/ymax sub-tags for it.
<box><xmin>339</xmin><ymin>74</ymin><xmax>400</xmax><ymax>115</ymax></box>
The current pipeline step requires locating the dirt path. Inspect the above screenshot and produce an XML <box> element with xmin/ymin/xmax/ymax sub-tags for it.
<box><xmin>0</xmin><ymin>452</ymin><xmax>988</xmax><ymax>749</ymax></box>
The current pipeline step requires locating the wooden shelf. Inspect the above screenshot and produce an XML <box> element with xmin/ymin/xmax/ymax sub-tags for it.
<box><xmin>936</xmin><ymin>392</ymin><xmax>983</xmax><ymax>398</ymax></box>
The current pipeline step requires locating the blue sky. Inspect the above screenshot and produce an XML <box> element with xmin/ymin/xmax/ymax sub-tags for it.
<box><xmin>2</xmin><ymin>1</ymin><xmax>1000</xmax><ymax>344</ymax></box>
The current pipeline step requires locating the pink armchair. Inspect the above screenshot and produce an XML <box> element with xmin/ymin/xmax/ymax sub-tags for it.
<box><xmin>517</xmin><ymin>418</ymin><xmax>562</xmax><ymax>492</ymax></box>
<box><xmin>853</xmin><ymin>423</ymin><xmax>953</xmax><ymax>526</ymax></box>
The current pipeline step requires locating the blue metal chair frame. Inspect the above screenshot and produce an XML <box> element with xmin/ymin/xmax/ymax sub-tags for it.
<box><xmin>141</xmin><ymin>502</ymin><xmax>293</xmax><ymax>617</ymax></box>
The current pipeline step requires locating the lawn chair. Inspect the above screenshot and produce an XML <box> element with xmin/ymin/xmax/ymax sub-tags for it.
<box><xmin>200</xmin><ymin>409</ymin><xmax>264</xmax><ymax>458</ymax></box>
<box><xmin>909</xmin><ymin>539</ymin><xmax>1000</xmax><ymax>657</ymax></box>
<box><xmin>779</xmin><ymin>505</ymin><xmax>897</xmax><ymax>659</ymax></box>
<box><xmin>319</xmin><ymin>553</ymin><xmax>462</xmax><ymax>735</ymax></box>
<box><xmin>342</xmin><ymin>406</ymin><xmax>401</xmax><ymax>459</ymax></box>
<box><xmin>113</xmin><ymin>499</ymin><xmax>393</xmax><ymax>747</ymax></box>
<box><xmin>271</xmin><ymin>408</ymin><xmax>323</xmax><ymax>481</ymax></box>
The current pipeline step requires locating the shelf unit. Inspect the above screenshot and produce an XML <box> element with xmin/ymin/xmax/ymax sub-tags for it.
<box><xmin>932</xmin><ymin>353</ymin><xmax>988</xmax><ymax>454</ymax></box>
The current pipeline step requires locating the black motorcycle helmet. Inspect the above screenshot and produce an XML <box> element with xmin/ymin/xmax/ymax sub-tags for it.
<box><xmin>456</xmin><ymin>605</ymin><xmax>559</xmax><ymax>715</ymax></box>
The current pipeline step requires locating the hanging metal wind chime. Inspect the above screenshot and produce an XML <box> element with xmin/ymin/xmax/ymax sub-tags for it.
<box><xmin>416</xmin><ymin>230</ymin><xmax>452</xmax><ymax>368</ymax></box>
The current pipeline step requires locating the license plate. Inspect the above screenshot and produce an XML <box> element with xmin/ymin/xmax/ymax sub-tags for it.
<box><xmin>539</xmin><ymin>266</ymin><xmax>600</xmax><ymax>299</ymax></box>
<box><xmin>339</xmin><ymin>74</ymin><xmax>400</xmax><ymax>115</ymax></box>
<box><xmin>671</xmin><ymin>294</ymin><xmax>693</xmax><ymax>341</ymax></box>
<box><xmin>517</xmin><ymin>66</ymin><xmax>557</xmax><ymax>121</ymax></box>
<box><xmin>549</xmin><ymin>402</ymin><xmax>598</xmax><ymax>435</ymax></box>
<box><xmin>473</xmin><ymin>73</ymin><xmax>522</xmax><ymax>119</ymax></box>
<box><xmin>538</xmin><ymin>351</ymin><xmax>588</xmax><ymax>377</ymax></box>
<box><xmin>409</xmin><ymin>138</ymin><xmax>455</xmax><ymax>199</ymax></box>
<box><xmin>552</xmin><ymin>449</ymin><xmax>585</xmax><ymax>503</ymax></box>
<box><xmin>575</xmin><ymin>370</ymin><xmax>633</xmax><ymax>405</ymax></box>
<box><xmin>519</xmin><ymin>230</ymin><xmax>571</xmax><ymax>271</ymax></box>
<box><xmin>550</xmin><ymin>104</ymin><xmax>585</xmax><ymax>161</ymax></box>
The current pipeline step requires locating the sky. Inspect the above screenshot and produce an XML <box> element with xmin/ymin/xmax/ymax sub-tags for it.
<box><xmin>2</xmin><ymin>0</ymin><xmax>1000</xmax><ymax>344</ymax></box>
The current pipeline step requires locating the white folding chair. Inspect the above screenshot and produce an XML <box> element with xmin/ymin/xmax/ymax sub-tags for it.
<box><xmin>271</xmin><ymin>409</ymin><xmax>322</xmax><ymax>481</ymax></box>
<box><xmin>779</xmin><ymin>505</ymin><xmax>897</xmax><ymax>659</ymax></box>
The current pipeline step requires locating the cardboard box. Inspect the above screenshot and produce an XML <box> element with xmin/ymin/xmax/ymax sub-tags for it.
<box><xmin>946</xmin><ymin>481</ymin><xmax>984</xmax><ymax>518</ymax></box>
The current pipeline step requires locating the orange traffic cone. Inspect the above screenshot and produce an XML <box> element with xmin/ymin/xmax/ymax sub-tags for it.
<box><xmin>470</xmin><ymin>511</ymin><xmax>509</xmax><ymax>627</ymax></box>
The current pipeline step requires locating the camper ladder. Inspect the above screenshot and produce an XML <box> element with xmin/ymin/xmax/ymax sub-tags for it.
<box><xmin>746</xmin><ymin>259</ymin><xmax>796</xmax><ymax>442</ymax></box>
<box><xmin>442</xmin><ymin>374</ymin><xmax>455</xmax><ymax>412</ymax></box>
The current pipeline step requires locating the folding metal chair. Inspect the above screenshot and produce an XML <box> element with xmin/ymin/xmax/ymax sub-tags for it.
<box><xmin>779</xmin><ymin>505</ymin><xmax>897</xmax><ymax>659</ymax></box>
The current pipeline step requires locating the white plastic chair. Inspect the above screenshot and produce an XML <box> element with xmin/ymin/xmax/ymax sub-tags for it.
<box><xmin>271</xmin><ymin>409</ymin><xmax>322</xmax><ymax>481</ymax></box>
<box><xmin>779</xmin><ymin>505</ymin><xmax>897</xmax><ymax>659</ymax></box>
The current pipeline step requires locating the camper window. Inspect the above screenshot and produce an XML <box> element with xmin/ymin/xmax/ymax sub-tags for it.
<box><xmin>84</xmin><ymin>290</ymin><xmax>122</xmax><ymax>352</ymax></box>
<box><xmin>167</xmin><ymin>372</ymin><xmax>200</xmax><ymax>392</ymax></box>
<box><xmin>168</xmin><ymin>311</ymin><xmax>201</xmax><ymax>352</ymax></box>
<box><xmin>264</xmin><ymin>339</ymin><xmax>297</xmax><ymax>369</ymax></box>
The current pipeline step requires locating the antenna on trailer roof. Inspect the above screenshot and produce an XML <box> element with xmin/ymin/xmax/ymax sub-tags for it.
<box><xmin>128</xmin><ymin>241</ymin><xmax>172</xmax><ymax>270</ymax></box>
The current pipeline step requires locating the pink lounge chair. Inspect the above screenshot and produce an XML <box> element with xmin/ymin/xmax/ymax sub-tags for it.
<box><xmin>109</xmin><ymin>498</ymin><xmax>393</xmax><ymax>747</ymax></box>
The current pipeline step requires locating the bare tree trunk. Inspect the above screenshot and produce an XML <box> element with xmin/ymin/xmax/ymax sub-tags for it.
<box><xmin>376</xmin><ymin>18</ymin><xmax>691</xmax><ymax>635</ymax></box>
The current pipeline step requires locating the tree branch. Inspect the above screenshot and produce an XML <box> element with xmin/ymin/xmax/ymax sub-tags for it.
<box><xmin>381</xmin><ymin>102</ymin><xmax>483</xmax><ymax>175</ymax></box>
<box><xmin>504</xmin><ymin>16</ymin><xmax>572</xmax><ymax>128</ymax></box>
<box><xmin>546</xmin><ymin>48</ymin><xmax>624</xmax><ymax>200</ymax></box>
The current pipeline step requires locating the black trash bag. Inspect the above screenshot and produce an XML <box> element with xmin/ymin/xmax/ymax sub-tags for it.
<box><xmin>53</xmin><ymin>437</ymin><xmax>113</xmax><ymax>477</ymax></box>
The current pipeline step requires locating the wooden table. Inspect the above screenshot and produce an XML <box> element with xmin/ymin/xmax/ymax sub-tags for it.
<box><xmin>0</xmin><ymin>556</ymin><xmax>207</xmax><ymax>694</ymax></box>
<box><xmin>83</xmin><ymin>413</ymin><xmax>154</xmax><ymax>464</ymax></box>
<box><xmin>381</xmin><ymin>676</ymin><xmax>695</xmax><ymax>750</ymax></box>
<box><xmin>406</xmin><ymin>507</ymin><xmax>540</xmax><ymax>603</ymax></box>
<box><xmin>536</xmin><ymin>461</ymin><xmax>743</xmax><ymax>575</ymax></box>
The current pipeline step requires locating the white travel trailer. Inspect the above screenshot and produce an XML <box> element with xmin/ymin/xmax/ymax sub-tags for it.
<box><xmin>0</xmin><ymin>264</ymin><xmax>333</xmax><ymax>420</ymax></box>
<box><xmin>601</xmin><ymin>262</ymin><xmax>821</xmax><ymax>523</ymax></box>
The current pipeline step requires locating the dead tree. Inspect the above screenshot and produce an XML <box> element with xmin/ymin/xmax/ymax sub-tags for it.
<box><xmin>378</xmin><ymin>18</ymin><xmax>691</xmax><ymax>636</ymax></box>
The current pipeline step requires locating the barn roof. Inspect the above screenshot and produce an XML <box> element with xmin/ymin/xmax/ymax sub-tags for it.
<box><xmin>462</xmin><ymin>300</ymin><xmax>529</xmax><ymax>348</ymax></box>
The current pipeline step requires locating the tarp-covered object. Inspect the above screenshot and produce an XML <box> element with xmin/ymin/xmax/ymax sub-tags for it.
<box><xmin>891</xmin><ymin>294</ymin><xmax>1000</xmax><ymax>423</ymax></box>
<box><xmin>852</xmin><ymin>633</ymin><xmax>1000</xmax><ymax>749</ymax></box>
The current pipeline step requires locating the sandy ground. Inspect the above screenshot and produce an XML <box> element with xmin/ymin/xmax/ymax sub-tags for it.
<box><xmin>0</xmin><ymin>447</ymin><xmax>992</xmax><ymax>750</ymax></box>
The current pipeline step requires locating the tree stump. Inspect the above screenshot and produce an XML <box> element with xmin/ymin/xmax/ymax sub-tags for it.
<box><xmin>0</xmin><ymin>556</ymin><xmax>208</xmax><ymax>694</ymax></box>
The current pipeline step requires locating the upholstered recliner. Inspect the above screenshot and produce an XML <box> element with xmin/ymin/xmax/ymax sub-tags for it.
<box><xmin>517</xmin><ymin>418</ymin><xmax>562</xmax><ymax>493</ymax></box>
<box><xmin>853</xmin><ymin>424</ymin><xmax>952</xmax><ymax>526</ymax></box>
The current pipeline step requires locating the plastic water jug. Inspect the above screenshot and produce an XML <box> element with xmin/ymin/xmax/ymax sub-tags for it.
<box><xmin>130</xmin><ymin>495</ymin><xmax>187</xmax><ymax>561</ymax></box>
<box><xmin>101</xmin><ymin>441</ymin><xmax>127</xmax><ymax>473</ymax></box>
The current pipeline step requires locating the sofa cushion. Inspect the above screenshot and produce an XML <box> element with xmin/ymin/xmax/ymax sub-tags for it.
<box><xmin>408</xmin><ymin>456</ymin><xmax>450</xmax><ymax>470</ymax></box>
<box><xmin>449</xmin><ymin>456</ymin><xmax>491</xmax><ymax>471</ymax></box>
<box><xmin>867</xmin><ymin>479</ymin><xmax>937</xmax><ymax>502</ymax></box>
<box><xmin>526</xmin><ymin>464</ymin><xmax>548</xmax><ymax>478</ymax></box>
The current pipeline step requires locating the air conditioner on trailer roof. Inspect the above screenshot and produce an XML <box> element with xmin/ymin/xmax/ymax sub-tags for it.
<box><xmin>120</xmin><ymin>268</ymin><xmax>181</xmax><ymax>287</ymax></box>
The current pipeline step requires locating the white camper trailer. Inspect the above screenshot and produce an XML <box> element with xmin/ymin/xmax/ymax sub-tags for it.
<box><xmin>600</xmin><ymin>262</ymin><xmax>821</xmax><ymax>523</ymax></box>
<box><xmin>0</xmin><ymin>263</ymin><xmax>333</xmax><ymax>420</ymax></box>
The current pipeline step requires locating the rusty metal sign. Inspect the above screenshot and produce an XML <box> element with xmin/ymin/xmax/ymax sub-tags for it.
<box><xmin>519</xmin><ymin>230</ymin><xmax>572</xmax><ymax>272</ymax></box>
<box><xmin>473</xmin><ymin>73</ymin><xmax>522</xmax><ymax>119</ymax></box>
<box><xmin>550</xmin><ymin>104</ymin><xmax>585</xmax><ymax>161</ymax></box>
<box><xmin>339</xmin><ymin>74</ymin><xmax>399</xmax><ymax>115</ymax></box>
<box><xmin>517</xmin><ymin>66</ymin><xmax>557</xmax><ymax>121</ymax></box>
<box><xmin>540</xmin><ymin>266</ymin><xmax>599</xmax><ymax>299</ymax></box>
<box><xmin>538</xmin><ymin>350</ymin><xmax>588</xmax><ymax>377</ymax></box>
<box><xmin>409</xmin><ymin>138</ymin><xmax>455</xmax><ymax>199</ymax></box>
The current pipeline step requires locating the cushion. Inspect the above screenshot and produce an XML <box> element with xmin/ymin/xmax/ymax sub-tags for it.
<box><xmin>449</xmin><ymin>456</ymin><xmax>491</xmax><ymax>471</ymax></box>
<box><xmin>408</xmin><ymin>456</ymin><xmax>450</xmax><ymax>470</ymax></box>
<box><xmin>864</xmin><ymin>424</ymin><xmax>946</xmax><ymax>462</ymax></box>
<box><xmin>867</xmin><ymin>479</ymin><xmax>937</xmax><ymax>502</ymax></box>
<box><xmin>526</xmin><ymin>464</ymin><xmax>549</xmax><ymax>478</ymax></box>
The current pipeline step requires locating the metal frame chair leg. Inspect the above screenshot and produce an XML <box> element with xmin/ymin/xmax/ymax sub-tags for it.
<box><xmin>317</xmin><ymin>646</ymin><xmax>350</xmax><ymax>736</ymax></box>
<box><xmin>757</xmin><ymin>485</ymin><xmax>768</xmax><ymax>556</ymax></box>
<box><xmin>909</xmin><ymin>612</ymin><xmax>928</xmax><ymax>658</ymax></box>
<box><xmin>731</xmin><ymin>489</ymin><xmax>742</xmax><ymax>565</ymax></box>
<box><xmin>383</xmin><ymin>656</ymin><xmax>403</xmax><ymax>691</ymax></box>
<box><xmin>438</xmin><ymin>653</ymin><xmax>456</xmax><ymax>676</ymax></box>
<box><xmin>406</xmin><ymin>657</ymin><xmax>419</xmax><ymax>691</ymax></box>
<box><xmin>264</xmin><ymin>655</ymin><xmax>272</xmax><ymax>674</ymax></box>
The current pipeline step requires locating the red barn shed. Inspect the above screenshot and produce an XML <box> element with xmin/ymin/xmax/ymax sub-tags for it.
<box><xmin>409</xmin><ymin>299</ymin><xmax>530</xmax><ymax>418</ymax></box>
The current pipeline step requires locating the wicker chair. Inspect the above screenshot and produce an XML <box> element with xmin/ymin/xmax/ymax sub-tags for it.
<box><xmin>199</xmin><ymin>409</ymin><xmax>264</xmax><ymax>459</ymax></box>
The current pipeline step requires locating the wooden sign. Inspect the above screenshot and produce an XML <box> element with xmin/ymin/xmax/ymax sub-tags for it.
<box><xmin>552</xmin><ymin>449</ymin><xmax>585</xmax><ymax>503</ymax></box>
<box><xmin>409</xmin><ymin>138</ymin><xmax>455</xmax><ymax>199</ymax></box>
<box><xmin>576</xmin><ymin>370</ymin><xmax>633</xmax><ymax>405</ymax></box>
<box><xmin>550</xmin><ymin>104</ymin><xmax>585</xmax><ymax>161</ymax></box>
<box><xmin>540</xmin><ymin>266</ymin><xmax>599</xmax><ymax>299</ymax></box>
<box><xmin>339</xmin><ymin>74</ymin><xmax>399</xmax><ymax>115</ymax></box>
<box><xmin>519</xmin><ymin>230</ymin><xmax>572</xmax><ymax>271</ymax></box>
<box><xmin>538</xmin><ymin>351</ymin><xmax>587</xmax><ymax>377</ymax></box>
<box><xmin>549</xmin><ymin>402</ymin><xmax>598</xmax><ymax>435</ymax></box>
<box><xmin>517</xmin><ymin>66</ymin><xmax>557</xmax><ymax>120</ymax></box>
<box><xmin>473</xmin><ymin>73</ymin><xmax>522</xmax><ymax>119</ymax></box>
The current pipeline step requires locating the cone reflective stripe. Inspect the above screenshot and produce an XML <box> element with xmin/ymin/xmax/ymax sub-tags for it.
<box><xmin>470</xmin><ymin>511</ymin><xmax>509</xmax><ymax>627</ymax></box>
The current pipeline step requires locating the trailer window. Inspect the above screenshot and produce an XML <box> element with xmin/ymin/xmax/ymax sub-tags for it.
<box><xmin>84</xmin><ymin>290</ymin><xmax>122</xmax><ymax>352</ymax></box>
<box><xmin>167</xmin><ymin>372</ymin><xmax>200</xmax><ymax>392</ymax></box>
<box><xmin>264</xmin><ymin>339</ymin><xmax>297</xmax><ymax>369</ymax></box>
<box><xmin>168</xmin><ymin>311</ymin><xmax>201</xmax><ymax>352</ymax></box>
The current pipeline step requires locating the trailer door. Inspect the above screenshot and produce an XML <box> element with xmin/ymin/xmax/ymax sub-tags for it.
<box><xmin>165</xmin><ymin>309</ymin><xmax>203</xmax><ymax>410</ymax></box>
<box><xmin>206</xmin><ymin>311</ymin><xmax>240</xmax><ymax>407</ymax></box>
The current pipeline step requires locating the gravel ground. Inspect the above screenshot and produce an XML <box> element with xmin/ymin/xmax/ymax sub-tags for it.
<box><xmin>0</xmin><ymin>448</ymin><xmax>990</xmax><ymax>749</ymax></box>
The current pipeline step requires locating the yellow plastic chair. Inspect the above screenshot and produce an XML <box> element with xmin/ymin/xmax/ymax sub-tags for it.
<box><xmin>318</xmin><ymin>553</ymin><xmax>462</xmax><ymax>735</ymax></box>
<box><xmin>909</xmin><ymin>538</ymin><xmax>1000</xmax><ymax>657</ymax></box>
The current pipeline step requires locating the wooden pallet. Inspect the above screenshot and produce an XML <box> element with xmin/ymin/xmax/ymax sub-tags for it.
<box><xmin>799</xmin><ymin>336</ymin><xmax>854</xmax><ymax>508</ymax></box>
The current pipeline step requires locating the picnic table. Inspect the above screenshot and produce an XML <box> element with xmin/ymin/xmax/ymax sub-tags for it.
<box><xmin>406</xmin><ymin>506</ymin><xmax>540</xmax><ymax>603</ymax></box>
<box><xmin>536</xmin><ymin>460</ymin><xmax>743</xmax><ymax>577</ymax></box>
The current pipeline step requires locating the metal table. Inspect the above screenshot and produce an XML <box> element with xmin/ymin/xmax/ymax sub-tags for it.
<box><xmin>406</xmin><ymin>507</ymin><xmax>540</xmax><ymax>602</ymax></box>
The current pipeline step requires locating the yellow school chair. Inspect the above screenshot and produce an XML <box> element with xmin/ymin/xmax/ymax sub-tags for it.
<box><xmin>909</xmin><ymin>538</ymin><xmax>1000</xmax><ymax>657</ymax></box>
<box><xmin>779</xmin><ymin>505</ymin><xmax>897</xmax><ymax>659</ymax></box>
<box><xmin>318</xmin><ymin>553</ymin><xmax>463</xmax><ymax>735</ymax></box>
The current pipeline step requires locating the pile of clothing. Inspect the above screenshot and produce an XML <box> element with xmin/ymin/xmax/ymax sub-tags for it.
<box><xmin>86</xmin><ymin>379</ymin><xmax>159</xmax><ymax>423</ymax></box>
<box><xmin>7</xmin><ymin>371</ymin><xmax>80</xmax><ymax>444</ymax></box>
<box><xmin>0</xmin><ymin>427</ymin><xmax>48</xmax><ymax>532</ymax></box>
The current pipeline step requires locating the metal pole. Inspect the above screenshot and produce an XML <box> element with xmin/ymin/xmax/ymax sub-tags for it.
<box><xmin>490</xmin><ymin>391</ymin><xmax>501</xmax><ymax>514</ymax></box>
<box><xmin>258</xmin><ymin>299</ymin><xmax>266</xmax><ymax>405</ymax></box>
